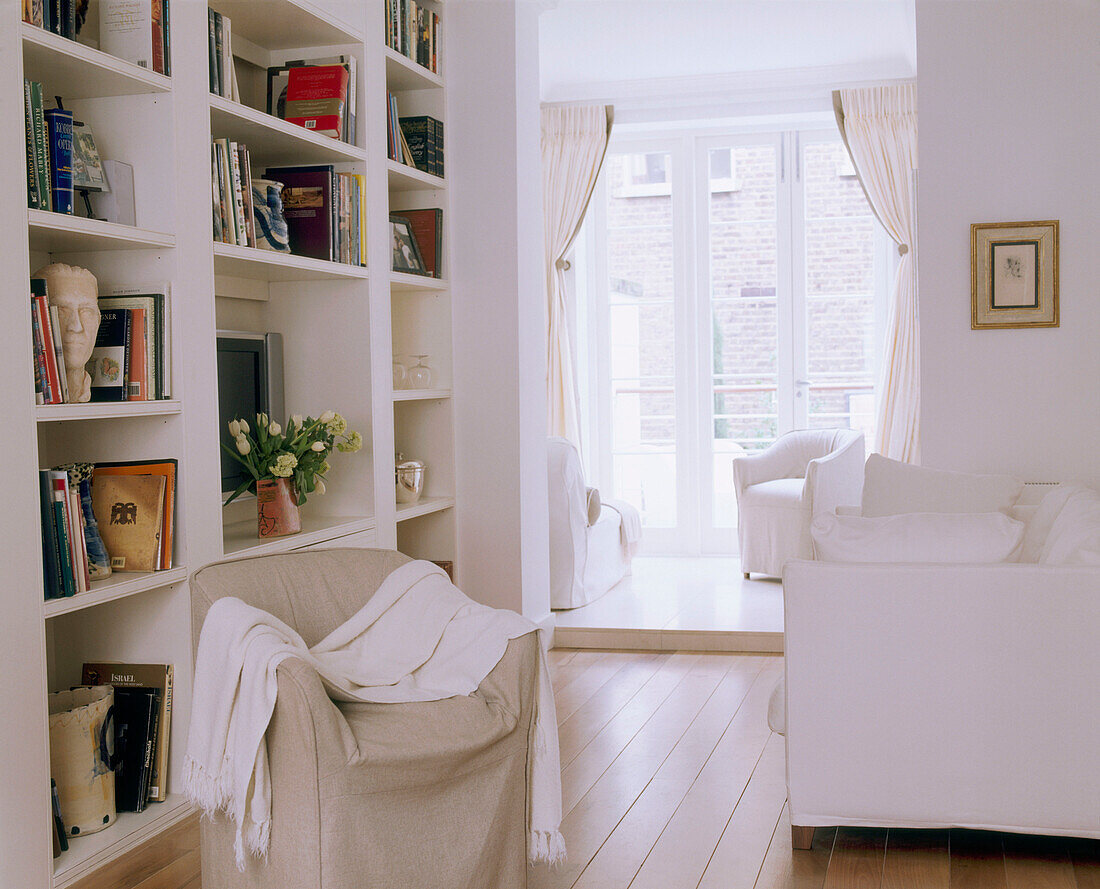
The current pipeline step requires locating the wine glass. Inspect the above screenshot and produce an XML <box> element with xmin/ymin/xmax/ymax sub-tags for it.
<box><xmin>409</xmin><ymin>355</ymin><xmax>432</xmax><ymax>389</ymax></box>
<box><xmin>392</xmin><ymin>358</ymin><xmax>407</xmax><ymax>389</ymax></box>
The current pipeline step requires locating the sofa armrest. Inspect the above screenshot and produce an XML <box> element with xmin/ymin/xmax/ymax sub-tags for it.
<box><xmin>732</xmin><ymin>442</ymin><xmax>800</xmax><ymax>497</ymax></box>
<box><xmin>781</xmin><ymin>560</ymin><xmax>1100</xmax><ymax>833</ymax></box>
<box><xmin>274</xmin><ymin>656</ymin><xmax>358</xmax><ymax>778</ymax></box>
<box><xmin>803</xmin><ymin>433</ymin><xmax>864</xmax><ymax>517</ymax></box>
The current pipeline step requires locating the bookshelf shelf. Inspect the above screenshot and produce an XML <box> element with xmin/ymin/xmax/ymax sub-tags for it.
<box><xmin>27</xmin><ymin>211</ymin><xmax>174</xmax><ymax>254</ymax></box>
<box><xmin>43</xmin><ymin>568</ymin><xmax>189</xmax><ymax>620</ymax></box>
<box><xmin>222</xmin><ymin>514</ymin><xmax>377</xmax><ymax>560</ymax></box>
<box><xmin>209</xmin><ymin>0</ymin><xmax>364</xmax><ymax>50</ymax></box>
<box><xmin>384</xmin><ymin>47</ymin><xmax>444</xmax><ymax>92</ymax></box>
<box><xmin>35</xmin><ymin>401</ymin><xmax>183</xmax><ymax>423</ymax></box>
<box><xmin>396</xmin><ymin>496</ymin><xmax>455</xmax><ymax>523</ymax></box>
<box><xmin>213</xmin><ymin>242</ymin><xmax>369</xmax><ymax>282</ymax></box>
<box><xmin>390</xmin><ymin>271</ymin><xmax>447</xmax><ymax>293</ymax></box>
<box><xmin>387</xmin><ymin>160</ymin><xmax>446</xmax><ymax>193</ymax></box>
<box><xmin>209</xmin><ymin>96</ymin><xmax>367</xmax><ymax>168</ymax></box>
<box><xmin>21</xmin><ymin>24</ymin><xmax>172</xmax><ymax>99</ymax></box>
<box><xmin>52</xmin><ymin>794</ymin><xmax>193</xmax><ymax>889</ymax></box>
<box><xmin>393</xmin><ymin>388</ymin><xmax>452</xmax><ymax>402</ymax></box>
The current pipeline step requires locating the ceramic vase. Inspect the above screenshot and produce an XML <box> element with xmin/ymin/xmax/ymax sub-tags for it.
<box><xmin>251</xmin><ymin>178</ymin><xmax>292</xmax><ymax>253</ymax></box>
<box><xmin>257</xmin><ymin>477</ymin><xmax>302</xmax><ymax>538</ymax></box>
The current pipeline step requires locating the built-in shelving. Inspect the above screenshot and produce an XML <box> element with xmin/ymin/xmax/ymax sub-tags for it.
<box><xmin>213</xmin><ymin>242</ymin><xmax>368</xmax><ymax>282</ymax></box>
<box><xmin>387</xmin><ymin>160</ymin><xmax>446</xmax><ymax>193</ymax></box>
<box><xmin>28</xmin><ymin>212</ymin><xmax>174</xmax><ymax>254</ymax></box>
<box><xmin>209</xmin><ymin>96</ymin><xmax>366</xmax><ymax>168</ymax></box>
<box><xmin>384</xmin><ymin>47</ymin><xmax>444</xmax><ymax>92</ymax></box>
<box><xmin>393</xmin><ymin>388</ymin><xmax>452</xmax><ymax>402</ymax></box>
<box><xmin>390</xmin><ymin>271</ymin><xmax>447</xmax><ymax>293</ymax></box>
<box><xmin>208</xmin><ymin>0</ymin><xmax>363</xmax><ymax>49</ymax></box>
<box><xmin>52</xmin><ymin>795</ymin><xmax>192</xmax><ymax>889</ymax></box>
<box><xmin>222</xmin><ymin>514</ymin><xmax>376</xmax><ymax>560</ymax></box>
<box><xmin>21</xmin><ymin>24</ymin><xmax>172</xmax><ymax>98</ymax></box>
<box><xmin>43</xmin><ymin>568</ymin><xmax>189</xmax><ymax>619</ymax></box>
<box><xmin>396</xmin><ymin>496</ymin><xmax>455</xmax><ymax>523</ymax></box>
<box><xmin>35</xmin><ymin>401</ymin><xmax>183</xmax><ymax>423</ymax></box>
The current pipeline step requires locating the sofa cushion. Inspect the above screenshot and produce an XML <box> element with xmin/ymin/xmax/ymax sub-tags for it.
<box><xmin>861</xmin><ymin>454</ymin><xmax>1022</xmax><ymax>518</ymax></box>
<box><xmin>741</xmin><ymin>477</ymin><xmax>807</xmax><ymax>509</ymax></box>
<box><xmin>1019</xmin><ymin>485</ymin><xmax>1088</xmax><ymax>562</ymax></box>
<box><xmin>1040</xmin><ymin>488</ymin><xmax>1100</xmax><ymax>564</ymax></box>
<box><xmin>811</xmin><ymin>511</ymin><xmax>1025</xmax><ymax>563</ymax></box>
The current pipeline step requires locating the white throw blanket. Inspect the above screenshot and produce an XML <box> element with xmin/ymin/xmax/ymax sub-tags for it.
<box><xmin>603</xmin><ymin>497</ymin><xmax>642</xmax><ymax>554</ymax></box>
<box><xmin>183</xmin><ymin>560</ymin><xmax>564</xmax><ymax>870</ymax></box>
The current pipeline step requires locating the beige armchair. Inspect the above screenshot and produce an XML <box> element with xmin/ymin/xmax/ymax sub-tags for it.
<box><xmin>732</xmin><ymin>429</ymin><xmax>865</xmax><ymax>577</ymax></box>
<box><xmin>190</xmin><ymin>548</ymin><xmax>540</xmax><ymax>889</ymax></box>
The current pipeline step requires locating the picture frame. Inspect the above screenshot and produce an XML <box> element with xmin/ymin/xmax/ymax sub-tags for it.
<box><xmin>971</xmin><ymin>220</ymin><xmax>1058</xmax><ymax>329</ymax></box>
<box><xmin>390</xmin><ymin>214</ymin><xmax>429</xmax><ymax>275</ymax></box>
<box><xmin>71</xmin><ymin>120</ymin><xmax>108</xmax><ymax>192</ymax></box>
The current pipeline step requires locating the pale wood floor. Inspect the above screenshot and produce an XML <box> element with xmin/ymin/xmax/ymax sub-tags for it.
<box><xmin>541</xmin><ymin>648</ymin><xmax>1100</xmax><ymax>889</ymax></box>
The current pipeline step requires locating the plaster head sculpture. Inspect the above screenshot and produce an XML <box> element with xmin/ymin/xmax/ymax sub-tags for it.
<box><xmin>33</xmin><ymin>263</ymin><xmax>99</xmax><ymax>403</ymax></box>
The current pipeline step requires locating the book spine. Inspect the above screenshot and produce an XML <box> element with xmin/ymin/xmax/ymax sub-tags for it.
<box><xmin>50</xmin><ymin>478</ymin><xmax>75</xmax><ymax>597</ymax></box>
<box><xmin>48</xmin><ymin>305</ymin><xmax>69</xmax><ymax>402</ymax></box>
<box><xmin>29</xmin><ymin>292</ymin><xmax>47</xmax><ymax>404</ymax></box>
<box><xmin>216</xmin><ymin>139</ymin><xmax>234</xmax><ymax>243</ymax></box>
<box><xmin>222</xmin><ymin>13</ymin><xmax>235</xmax><ymax>102</ymax></box>
<box><xmin>345</xmin><ymin>56</ymin><xmax>357</xmax><ymax>145</ymax></box>
<box><xmin>237</xmin><ymin>144</ymin><xmax>255</xmax><ymax>247</ymax></box>
<box><xmin>228</xmin><ymin>142</ymin><xmax>247</xmax><ymax>246</ymax></box>
<box><xmin>30</xmin><ymin>82</ymin><xmax>51</xmax><ymax>211</ymax></box>
<box><xmin>162</xmin><ymin>289</ymin><xmax>171</xmax><ymax>398</ymax></box>
<box><xmin>435</xmin><ymin>117</ymin><xmax>444</xmax><ymax>178</ymax></box>
<box><xmin>45</xmin><ymin>109</ymin><xmax>73</xmax><ymax>215</ymax></box>
<box><xmin>49</xmin><ymin>0</ymin><xmax>61</xmax><ymax>35</ymax></box>
<box><xmin>122</xmin><ymin>308</ymin><xmax>133</xmax><ymax>398</ymax></box>
<box><xmin>162</xmin><ymin>0</ymin><xmax>171</xmax><ymax>76</ymax></box>
<box><xmin>210</xmin><ymin>143</ymin><xmax>223</xmax><ymax>243</ymax></box>
<box><xmin>142</xmin><ymin>696</ymin><xmax>160</xmax><ymax>803</ymax></box>
<box><xmin>70</xmin><ymin>488</ymin><xmax>90</xmax><ymax>591</ymax></box>
<box><xmin>213</xmin><ymin>9</ymin><xmax>224</xmax><ymax>97</ymax></box>
<box><xmin>34</xmin><ymin>296</ymin><xmax>59</xmax><ymax>403</ymax></box>
<box><xmin>39</xmin><ymin>471</ymin><xmax>62</xmax><ymax>598</ymax></box>
<box><xmin>208</xmin><ymin>8</ymin><xmax>219</xmax><ymax>94</ymax></box>
<box><xmin>153</xmin><ymin>295</ymin><xmax>163</xmax><ymax>400</ymax></box>
<box><xmin>62</xmin><ymin>0</ymin><xmax>75</xmax><ymax>39</ymax></box>
<box><xmin>152</xmin><ymin>667</ymin><xmax>172</xmax><ymax>800</ymax></box>
<box><xmin>127</xmin><ymin>307</ymin><xmax>147</xmax><ymax>401</ymax></box>
<box><xmin>24</xmin><ymin>81</ymin><xmax>40</xmax><ymax>210</ymax></box>
<box><xmin>151</xmin><ymin>0</ymin><xmax>164</xmax><ymax>75</ymax></box>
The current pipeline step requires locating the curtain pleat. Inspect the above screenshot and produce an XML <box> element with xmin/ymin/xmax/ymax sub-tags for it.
<box><xmin>541</xmin><ymin>104</ymin><xmax>612</xmax><ymax>454</ymax></box>
<box><xmin>834</xmin><ymin>84</ymin><xmax>920</xmax><ymax>463</ymax></box>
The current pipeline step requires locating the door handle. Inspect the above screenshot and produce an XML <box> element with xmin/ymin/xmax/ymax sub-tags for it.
<box><xmin>795</xmin><ymin>379</ymin><xmax>813</xmax><ymax>387</ymax></box>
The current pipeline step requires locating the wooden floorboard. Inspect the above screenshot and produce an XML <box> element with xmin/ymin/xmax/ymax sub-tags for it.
<box><xmin>67</xmin><ymin>813</ymin><xmax>199</xmax><ymax>889</ymax></box>
<box><xmin>882</xmin><ymin>828</ymin><xmax>950</xmax><ymax>889</ymax></box>
<box><xmin>950</xmin><ymin>829</ymin><xmax>1008</xmax><ymax>889</ymax></box>
<box><xmin>822</xmin><ymin>827</ymin><xmax>888</xmax><ymax>889</ymax></box>
<box><xmin>1070</xmin><ymin>838</ymin><xmax>1100</xmax><ymax>889</ymax></box>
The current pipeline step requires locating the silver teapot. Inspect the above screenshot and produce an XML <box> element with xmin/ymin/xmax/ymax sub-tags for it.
<box><xmin>395</xmin><ymin>453</ymin><xmax>426</xmax><ymax>503</ymax></box>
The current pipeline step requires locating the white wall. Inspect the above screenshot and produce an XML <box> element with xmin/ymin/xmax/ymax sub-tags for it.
<box><xmin>916</xmin><ymin>0</ymin><xmax>1100</xmax><ymax>486</ymax></box>
<box><xmin>449</xmin><ymin>2</ymin><xmax>551</xmax><ymax>621</ymax></box>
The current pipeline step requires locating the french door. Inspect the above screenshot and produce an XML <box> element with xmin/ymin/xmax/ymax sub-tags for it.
<box><xmin>584</xmin><ymin>127</ymin><xmax>884</xmax><ymax>554</ymax></box>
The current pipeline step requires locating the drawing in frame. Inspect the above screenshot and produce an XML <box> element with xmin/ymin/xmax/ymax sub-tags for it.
<box><xmin>389</xmin><ymin>214</ymin><xmax>429</xmax><ymax>275</ymax></box>
<box><xmin>971</xmin><ymin>220</ymin><xmax>1058</xmax><ymax>329</ymax></box>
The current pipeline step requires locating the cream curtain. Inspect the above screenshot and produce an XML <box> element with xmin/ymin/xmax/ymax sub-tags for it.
<box><xmin>834</xmin><ymin>84</ymin><xmax>919</xmax><ymax>463</ymax></box>
<box><xmin>542</xmin><ymin>104</ymin><xmax>612</xmax><ymax>452</ymax></box>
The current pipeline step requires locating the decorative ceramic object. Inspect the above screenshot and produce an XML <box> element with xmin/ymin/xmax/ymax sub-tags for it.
<box><xmin>257</xmin><ymin>477</ymin><xmax>302</xmax><ymax>538</ymax></box>
<box><xmin>48</xmin><ymin>686</ymin><xmax>116</xmax><ymax>836</ymax></box>
<box><xmin>251</xmin><ymin>178</ymin><xmax>291</xmax><ymax>253</ymax></box>
<box><xmin>32</xmin><ymin>262</ymin><xmax>98</xmax><ymax>402</ymax></box>
<box><xmin>396</xmin><ymin>455</ymin><xmax>426</xmax><ymax>503</ymax></box>
<box><xmin>408</xmin><ymin>354</ymin><xmax>432</xmax><ymax>389</ymax></box>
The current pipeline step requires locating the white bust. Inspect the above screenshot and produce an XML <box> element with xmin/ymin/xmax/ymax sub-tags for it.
<box><xmin>33</xmin><ymin>263</ymin><xmax>99</xmax><ymax>403</ymax></box>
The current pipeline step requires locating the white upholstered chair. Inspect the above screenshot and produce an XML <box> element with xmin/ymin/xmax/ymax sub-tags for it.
<box><xmin>732</xmin><ymin>429</ymin><xmax>865</xmax><ymax>578</ymax></box>
<box><xmin>547</xmin><ymin>437</ymin><xmax>639</xmax><ymax>609</ymax></box>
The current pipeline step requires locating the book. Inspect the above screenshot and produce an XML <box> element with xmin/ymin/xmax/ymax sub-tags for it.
<box><xmin>23</xmin><ymin>0</ymin><xmax>44</xmax><ymax>27</ymax></box>
<box><xmin>207</xmin><ymin>7</ymin><xmax>219</xmax><ymax>95</ymax></box>
<box><xmin>81</xmin><ymin>663</ymin><xmax>173</xmax><ymax>802</ymax></box>
<box><xmin>100</xmin><ymin>288</ymin><xmax>170</xmax><ymax>400</ymax></box>
<box><xmin>28</xmin><ymin>82</ymin><xmax>51</xmax><ymax>211</ymax></box>
<box><xmin>284</xmin><ymin>65</ymin><xmax>349</xmax><ymax>141</ymax></box>
<box><xmin>50</xmin><ymin>780</ymin><xmax>68</xmax><ymax>855</ymax></box>
<box><xmin>264</xmin><ymin>165</ymin><xmax>335</xmax><ymax>261</ymax></box>
<box><xmin>88</xmin><ymin>308</ymin><xmax>130</xmax><ymax>402</ymax></box>
<box><xmin>45</xmin><ymin>108</ymin><xmax>73</xmax><ymax>214</ymax></box>
<box><xmin>267</xmin><ymin>55</ymin><xmax>357</xmax><ymax>144</ymax></box>
<box><xmin>237</xmin><ymin>144</ymin><xmax>255</xmax><ymax>248</ymax></box>
<box><xmin>90</xmin><ymin>472</ymin><xmax>165</xmax><ymax>573</ymax></box>
<box><xmin>100</xmin><ymin>0</ymin><xmax>157</xmax><ymax>72</ymax></box>
<box><xmin>48</xmin><ymin>471</ymin><xmax>77</xmax><ymax>597</ymax></box>
<box><xmin>151</xmin><ymin>0</ymin><xmax>164</xmax><ymax>76</ymax></box>
<box><xmin>393</xmin><ymin>208</ymin><xmax>442</xmax><ymax>277</ymax></box>
<box><xmin>47</xmin><ymin>305</ymin><xmax>69</xmax><ymax>402</ymax></box>
<box><xmin>398</xmin><ymin>115</ymin><xmax>441</xmax><ymax>177</ymax></box>
<box><xmin>24</xmin><ymin>82</ymin><xmax>40</xmax><ymax>210</ymax></box>
<box><xmin>93</xmin><ymin>459</ymin><xmax>177</xmax><ymax>570</ymax></box>
<box><xmin>127</xmin><ymin>306</ymin><xmax>147</xmax><ymax>401</ymax></box>
<box><xmin>111</xmin><ymin>687</ymin><xmax>158</xmax><ymax>812</ymax></box>
<box><xmin>38</xmin><ymin>470</ymin><xmax>63</xmax><ymax>598</ymax></box>
<box><xmin>30</xmin><ymin>279</ymin><xmax>56</xmax><ymax>404</ymax></box>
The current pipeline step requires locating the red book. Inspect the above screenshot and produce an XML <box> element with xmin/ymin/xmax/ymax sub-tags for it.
<box><xmin>34</xmin><ymin>294</ymin><xmax>63</xmax><ymax>404</ymax></box>
<box><xmin>151</xmin><ymin>0</ymin><xmax>165</xmax><ymax>75</ymax></box>
<box><xmin>127</xmin><ymin>307</ymin><xmax>147</xmax><ymax>401</ymax></box>
<box><xmin>285</xmin><ymin>66</ymin><xmax>349</xmax><ymax>140</ymax></box>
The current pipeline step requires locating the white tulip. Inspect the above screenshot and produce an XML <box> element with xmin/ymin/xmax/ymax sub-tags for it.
<box><xmin>238</xmin><ymin>418</ymin><xmax>250</xmax><ymax>434</ymax></box>
<box><xmin>257</xmin><ymin>412</ymin><xmax>269</xmax><ymax>428</ymax></box>
<box><xmin>228</xmin><ymin>420</ymin><xmax>241</xmax><ymax>437</ymax></box>
<box><xmin>269</xmin><ymin>422</ymin><xmax>282</xmax><ymax>436</ymax></box>
<box><xmin>319</xmin><ymin>410</ymin><xmax>335</xmax><ymax>423</ymax></box>
<box><xmin>235</xmin><ymin>435</ymin><xmax>251</xmax><ymax>455</ymax></box>
<box><xmin>311</xmin><ymin>441</ymin><xmax>326</xmax><ymax>452</ymax></box>
<box><xmin>291</xmin><ymin>414</ymin><xmax>304</xmax><ymax>428</ymax></box>
<box><xmin>314</xmin><ymin>477</ymin><xmax>326</xmax><ymax>495</ymax></box>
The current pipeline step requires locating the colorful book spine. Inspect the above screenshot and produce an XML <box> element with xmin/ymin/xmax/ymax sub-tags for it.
<box><xmin>32</xmin><ymin>284</ymin><xmax>62</xmax><ymax>404</ymax></box>
<box><xmin>48</xmin><ymin>305</ymin><xmax>70</xmax><ymax>402</ymax></box>
<box><xmin>24</xmin><ymin>81</ymin><xmax>40</xmax><ymax>210</ymax></box>
<box><xmin>49</xmin><ymin>473</ymin><xmax>76</xmax><ymax>598</ymax></box>
<box><xmin>39</xmin><ymin>471</ymin><xmax>62</xmax><ymax>599</ymax></box>
<box><xmin>28</xmin><ymin>82</ymin><xmax>51</xmax><ymax>211</ymax></box>
<box><xmin>45</xmin><ymin>108</ymin><xmax>73</xmax><ymax>215</ymax></box>
<box><xmin>151</xmin><ymin>0</ymin><xmax>165</xmax><ymax>75</ymax></box>
<box><xmin>228</xmin><ymin>141</ymin><xmax>247</xmax><ymax>246</ymax></box>
<box><xmin>127</xmin><ymin>307</ymin><xmax>147</xmax><ymax>401</ymax></box>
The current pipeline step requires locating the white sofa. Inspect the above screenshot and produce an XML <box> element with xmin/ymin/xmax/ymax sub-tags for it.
<box><xmin>732</xmin><ymin>429</ymin><xmax>865</xmax><ymax>578</ymax></box>
<box><xmin>547</xmin><ymin>437</ymin><xmax>639</xmax><ymax>610</ymax></box>
<box><xmin>780</xmin><ymin>467</ymin><xmax>1100</xmax><ymax>847</ymax></box>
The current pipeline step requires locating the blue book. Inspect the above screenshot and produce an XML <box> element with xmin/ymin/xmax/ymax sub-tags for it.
<box><xmin>45</xmin><ymin>108</ymin><xmax>73</xmax><ymax>215</ymax></box>
<box><xmin>89</xmin><ymin>309</ymin><xmax>130</xmax><ymax>402</ymax></box>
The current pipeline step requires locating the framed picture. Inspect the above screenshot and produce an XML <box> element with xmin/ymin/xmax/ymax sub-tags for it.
<box><xmin>971</xmin><ymin>220</ymin><xmax>1058</xmax><ymax>329</ymax></box>
<box><xmin>390</xmin><ymin>214</ymin><xmax>429</xmax><ymax>275</ymax></box>
<box><xmin>71</xmin><ymin>120</ymin><xmax>108</xmax><ymax>192</ymax></box>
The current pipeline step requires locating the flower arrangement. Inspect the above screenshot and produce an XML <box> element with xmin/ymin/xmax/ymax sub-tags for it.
<box><xmin>222</xmin><ymin>411</ymin><xmax>363</xmax><ymax>506</ymax></box>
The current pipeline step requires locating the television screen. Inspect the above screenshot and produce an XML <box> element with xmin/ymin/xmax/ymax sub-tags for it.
<box><xmin>216</xmin><ymin>332</ymin><xmax>284</xmax><ymax>495</ymax></box>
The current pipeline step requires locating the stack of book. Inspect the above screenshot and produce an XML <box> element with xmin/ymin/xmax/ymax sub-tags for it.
<box><xmin>40</xmin><ymin>459</ymin><xmax>177</xmax><ymax>598</ymax></box>
<box><xmin>88</xmin><ymin>288</ymin><xmax>172</xmax><ymax>403</ymax></box>
<box><xmin>267</xmin><ymin>58</ymin><xmax>357</xmax><ymax>145</ymax></box>
<box><xmin>30</xmin><ymin>278</ymin><xmax>68</xmax><ymax>405</ymax></box>
<box><xmin>207</xmin><ymin>8</ymin><xmax>239</xmax><ymax>100</ymax></box>
<box><xmin>385</xmin><ymin>0</ymin><xmax>440</xmax><ymax>74</ymax></box>
<box><xmin>386</xmin><ymin>99</ymin><xmax>443</xmax><ymax>178</ymax></box>
<box><xmin>80</xmin><ymin>663</ymin><xmax>173</xmax><ymax>810</ymax></box>
<box><xmin>97</xmin><ymin>0</ymin><xmax>172</xmax><ymax>75</ymax></box>
<box><xmin>259</xmin><ymin>165</ymin><xmax>366</xmax><ymax>265</ymax></box>
<box><xmin>211</xmin><ymin>138</ymin><xmax>256</xmax><ymax>248</ymax></box>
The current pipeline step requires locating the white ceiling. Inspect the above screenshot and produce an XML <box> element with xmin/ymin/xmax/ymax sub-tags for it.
<box><xmin>539</xmin><ymin>0</ymin><xmax>917</xmax><ymax>104</ymax></box>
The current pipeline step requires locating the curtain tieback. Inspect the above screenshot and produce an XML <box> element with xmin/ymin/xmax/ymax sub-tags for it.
<box><xmin>556</xmin><ymin>258</ymin><xmax>571</xmax><ymax>271</ymax></box>
<box><xmin>897</xmin><ymin>243</ymin><xmax>909</xmax><ymax>256</ymax></box>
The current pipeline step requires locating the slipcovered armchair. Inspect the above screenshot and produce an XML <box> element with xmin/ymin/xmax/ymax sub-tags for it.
<box><xmin>190</xmin><ymin>548</ymin><xmax>541</xmax><ymax>889</ymax></box>
<box><xmin>548</xmin><ymin>437</ymin><xmax>639</xmax><ymax>609</ymax></box>
<box><xmin>733</xmin><ymin>429</ymin><xmax>864</xmax><ymax>578</ymax></box>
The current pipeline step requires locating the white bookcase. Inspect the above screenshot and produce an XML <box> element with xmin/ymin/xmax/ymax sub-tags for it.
<box><xmin>0</xmin><ymin>0</ymin><xmax>458</xmax><ymax>885</ymax></box>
